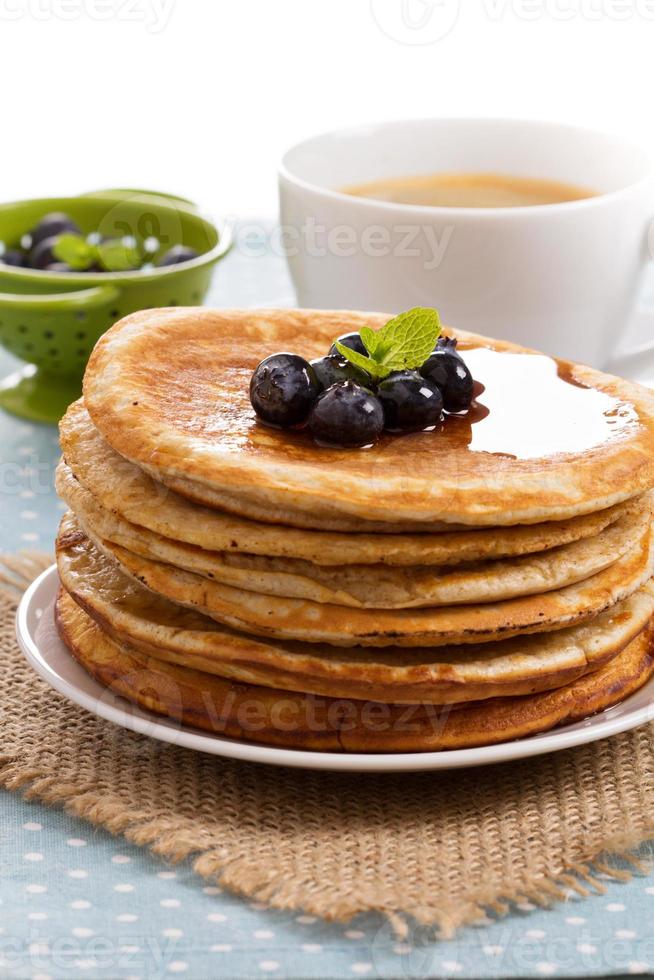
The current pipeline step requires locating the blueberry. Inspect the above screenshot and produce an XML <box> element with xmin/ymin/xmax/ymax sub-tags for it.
<box><xmin>250</xmin><ymin>352</ymin><xmax>319</xmax><ymax>427</ymax></box>
<box><xmin>420</xmin><ymin>339</ymin><xmax>473</xmax><ymax>413</ymax></box>
<box><xmin>30</xmin><ymin>212</ymin><xmax>80</xmax><ymax>248</ymax></box>
<box><xmin>156</xmin><ymin>245</ymin><xmax>199</xmax><ymax>267</ymax></box>
<box><xmin>0</xmin><ymin>249</ymin><xmax>27</xmax><ymax>267</ymax></box>
<box><xmin>308</xmin><ymin>381</ymin><xmax>384</xmax><ymax>448</ymax></box>
<box><xmin>29</xmin><ymin>236</ymin><xmax>61</xmax><ymax>270</ymax></box>
<box><xmin>377</xmin><ymin>370</ymin><xmax>443</xmax><ymax>433</ymax></box>
<box><xmin>329</xmin><ymin>331</ymin><xmax>367</xmax><ymax>357</ymax></box>
<box><xmin>310</xmin><ymin>353</ymin><xmax>372</xmax><ymax>391</ymax></box>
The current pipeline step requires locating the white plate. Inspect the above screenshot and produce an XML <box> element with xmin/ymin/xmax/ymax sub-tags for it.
<box><xmin>16</xmin><ymin>565</ymin><xmax>654</xmax><ymax>773</ymax></box>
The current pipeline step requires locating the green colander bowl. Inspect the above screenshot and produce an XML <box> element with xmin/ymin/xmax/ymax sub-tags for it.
<box><xmin>0</xmin><ymin>189</ymin><xmax>231</xmax><ymax>423</ymax></box>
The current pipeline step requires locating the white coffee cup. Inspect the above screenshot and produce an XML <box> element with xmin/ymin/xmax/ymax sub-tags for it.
<box><xmin>279</xmin><ymin>118</ymin><xmax>654</xmax><ymax>372</ymax></box>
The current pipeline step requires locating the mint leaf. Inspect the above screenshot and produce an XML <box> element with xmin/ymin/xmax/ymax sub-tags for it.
<box><xmin>97</xmin><ymin>237</ymin><xmax>142</xmax><ymax>272</ymax></box>
<box><xmin>359</xmin><ymin>325</ymin><xmax>380</xmax><ymax>356</ymax></box>
<box><xmin>53</xmin><ymin>233</ymin><xmax>95</xmax><ymax>270</ymax></box>
<box><xmin>333</xmin><ymin>307</ymin><xmax>441</xmax><ymax>381</ymax></box>
<box><xmin>374</xmin><ymin>308</ymin><xmax>441</xmax><ymax>372</ymax></box>
<box><xmin>334</xmin><ymin>341</ymin><xmax>387</xmax><ymax>378</ymax></box>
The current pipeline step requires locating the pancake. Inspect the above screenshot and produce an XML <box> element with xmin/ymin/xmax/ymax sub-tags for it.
<box><xmin>56</xmin><ymin>588</ymin><xmax>654</xmax><ymax>752</ymax></box>
<box><xmin>58</xmin><ymin>513</ymin><xmax>654</xmax><ymax>648</ymax></box>
<box><xmin>58</xmin><ymin>464</ymin><xmax>653</xmax><ymax>609</ymax></box>
<box><xmin>59</xmin><ymin>400</ymin><xmax>642</xmax><ymax>568</ymax></box>
<box><xmin>82</xmin><ymin>307</ymin><xmax>654</xmax><ymax>528</ymax></box>
<box><xmin>55</xmin><ymin>524</ymin><xmax>654</xmax><ymax>704</ymax></box>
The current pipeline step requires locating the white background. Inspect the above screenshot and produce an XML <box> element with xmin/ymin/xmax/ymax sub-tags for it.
<box><xmin>1</xmin><ymin>0</ymin><xmax>653</xmax><ymax>217</ymax></box>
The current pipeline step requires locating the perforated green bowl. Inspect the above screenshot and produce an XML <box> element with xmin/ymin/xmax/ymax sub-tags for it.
<box><xmin>0</xmin><ymin>189</ymin><xmax>231</xmax><ymax>423</ymax></box>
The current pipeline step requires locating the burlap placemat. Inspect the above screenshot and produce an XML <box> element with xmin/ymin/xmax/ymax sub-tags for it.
<box><xmin>3</xmin><ymin>554</ymin><xmax>654</xmax><ymax>938</ymax></box>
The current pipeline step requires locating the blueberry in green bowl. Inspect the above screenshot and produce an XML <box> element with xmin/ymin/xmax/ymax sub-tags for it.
<box><xmin>0</xmin><ymin>189</ymin><xmax>231</xmax><ymax>423</ymax></box>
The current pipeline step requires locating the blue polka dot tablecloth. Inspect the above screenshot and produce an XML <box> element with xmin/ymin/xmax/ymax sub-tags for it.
<box><xmin>4</xmin><ymin>231</ymin><xmax>654</xmax><ymax>980</ymax></box>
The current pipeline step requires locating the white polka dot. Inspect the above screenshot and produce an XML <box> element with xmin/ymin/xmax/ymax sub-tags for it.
<box><xmin>259</xmin><ymin>963</ymin><xmax>279</xmax><ymax>973</ymax></box>
<box><xmin>536</xmin><ymin>965</ymin><xmax>556</xmax><ymax>976</ymax></box>
<box><xmin>119</xmin><ymin>946</ymin><xmax>141</xmax><ymax>955</ymax></box>
<box><xmin>67</xmin><ymin>838</ymin><xmax>87</xmax><ymax>847</ymax></box>
<box><xmin>167</xmin><ymin>964</ymin><xmax>188</xmax><ymax>974</ymax></box>
<box><xmin>112</xmin><ymin>855</ymin><xmax>131</xmax><ymax>864</ymax></box>
<box><xmin>23</xmin><ymin>852</ymin><xmax>44</xmax><ymax>862</ymax></box>
<box><xmin>345</xmin><ymin>930</ymin><xmax>365</xmax><ymax>940</ymax></box>
<box><xmin>210</xmin><ymin>944</ymin><xmax>232</xmax><ymax>953</ymax></box>
<box><xmin>116</xmin><ymin>914</ymin><xmax>138</xmax><ymax>923</ymax></box>
<box><xmin>26</xmin><ymin>885</ymin><xmax>47</xmax><ymax>894</ymax></box>
<box><xmin>606</xmin><ymin>902</ymin><xmax>626</xmax><ymax>912</ymax></box>
<box><xmin>71</xmin><ymin>928</ymin><xmax>94</xmax><ymax>938</ymax></box>
<box><xmin>526</xmin><ymin>930</ymin><xmax>546</xmax><ymax>940</ymax></box>
<box><xmin>19</xmin><ymin>489</ymin><xmax>35</xmax><ymax>499</ymax></box>
<box><xmin>162</xmin><ymin>928</ymin><xmax>184</xmax><ymax>939</ymax></box>
<box><xmin>393</xmin><ymin>944</ymin><xmax>412</xmax><ymax>955</ymax></box>
<box><xmin>254</xmin><ymin>930</ymin><xmax>274</xmax><ymax>939</ymax></box>
<box><xmin>351</xmin><ymin>966</ymin><xmax>372</xmax><ymax>976</ymax></box>
<box><xmin>157</xmin><ymin>870</ymin><xmax>177</xmax><ymax>879</ymax></box>
<box><xmin>23</xmin><ymin>822</ymin><xmax>42</xmax><ymax>831</ymax></box>
<box><xmin>18</xmin><ymin>446</ymin><xmax>35</xmax><ymax>456</ymax></box>
<box><xmin>577</xmin><ymin>943</ymin><xmax>597</xmax><ymax>955</ymax></box>
<box><xmin>32</xmin><ymin>973</ymin><xmax>52</xmax><ymax>980</ymax></box>
<box><xmin>74</xmin><ymin>962</ymin><xmax>97</xmax><ymax>972</ymax></box>
<box><xmin>67</xmin><ymin>870</ymin><xmax>87</xmax><ymax>879</ymax></box>
<box><xmin>20</xmin><ymin>510</ymin><xmax>37</xmax><ymax>520</ymax></box>
<box><xmin>28</xmin><ymin>912</ymin><xmax>48</xmax><ymax>921</ymax></box>
<box><xmin>565</xmin><ymin>916</ymin><xmax>586</xmax><ymax>925</ymax></box>
<box><xmin>114</xmin><ymin>884</ymin><xmax>134</xmax><ymax>893</ymax></box>
<box><xmin>29</xmin><ymin>944</ymin><xmax>50</xmax><ymax>956</ymax></box>
<box><xmin>207</xmin><ymin>912</ymin><xmax>226</xmax><ymax>922</ymax></box>
<box><xmin>645</xmin><ymin>886</ymin><xmax>654</xmax><ymax>895</ymax></box>
<box><xmin>296</xmin><ymin>915</ymin><xmax>317</xmax><ymax>924</ymax></box>
<box><xmin>517</xmin><ymin>902</ymin><xmax>536</xmax><ymax>912</ymax></box>
<box><xmin>249</xmin><ymin>902</ymin><xmax>267</xmax><ymax>911</ymax></box>
<box><xmin>160</xmin><ymin>899</ymin><xmax>180</xmax><ymax>908</ymax></box>
<box><xmin>617</xmin><ymin>929</ymin><xmax>637</xmax><ymax>939</ymax></box>
<box><xmin>629</xmin><ymin>964</ymin><xmax>649</xmax><ymax>975</ymax></box>
<box><xmin>483</xmin><ymin>946</ymin><xmax>504</xmax><ymax>956</ymax></box>
<box><xmin>442</xmin><ymin>963</ymin><xmax>462</xmax><ymax>974</ymax></box>
<box><xmin>21</xmin><ymin>532</ymin><xmax>39</xmax><ymax>543</ymax></box>
<box><xmin>70</xmin><ymin>900</ymin><xmax>91</xmax><ymax>910</ymax></box>
<box><xmin>202</xmin><ymin>886</ymin><xmax>221</xmax><ymax>895</ymax></box>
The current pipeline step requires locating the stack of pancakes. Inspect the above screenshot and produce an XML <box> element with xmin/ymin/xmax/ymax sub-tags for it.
<box><xmin>54</xmin><ymin>309</ymin><xmax>654</xmax><ymax>752</ymax></box>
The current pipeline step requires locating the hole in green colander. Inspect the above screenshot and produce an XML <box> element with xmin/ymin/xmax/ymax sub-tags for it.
<box><xmin>18</xmin><ymin>325</ymin><xmax>27</xmax><ymax>333</ymax></box>
<box><xmin>77</xmin><ymin>349</ymin><xmax>87</xmax><ymax>358</ymax></box>
<box><xmin>44</xmin><ymin>330</ymin><xmax>54</xmax><ymax>339</ymax></box>
<box><xmin>109</xmin><ymin>309</ymin><xmax>119</xmax><ymax>318</ymax></box>
<box><xmin>75</xmin><ymin>331</ymin><xmax>86</xmax><ymax>340</ymax></box>
<box><xmin>48</xmin><ymin>348</ymin><xmax>59</xmax><ymax>356</ymax></box>
<box><xmin>76</xmin><ymin>311</ymin><xmax>86</xmax><ymax>321</ymax></box>
<box><xmin>192</xmin><ymin>291</ymin><xmax>200</xmax><ymax>301</ymax></box>
<box><xmin>169</xmin><ymin>299</ymin><xmax>178</xmax><ymax>306</ymax></box>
